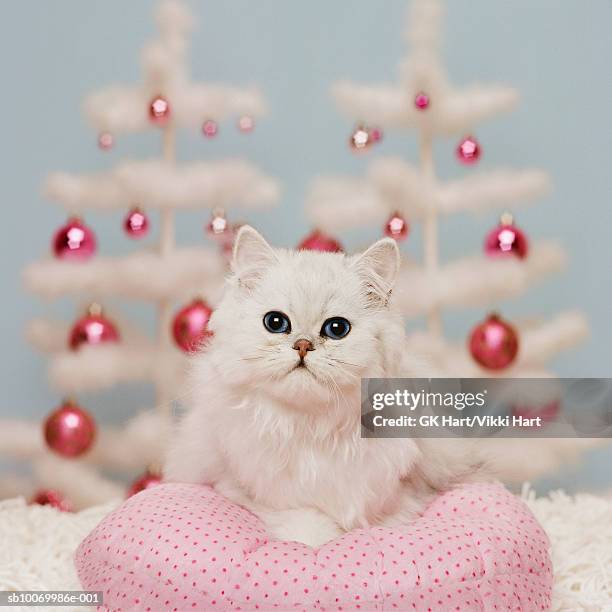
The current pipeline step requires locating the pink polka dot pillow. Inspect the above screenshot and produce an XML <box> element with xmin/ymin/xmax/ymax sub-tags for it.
<box><xmin>75</xmin><ymin>482</ymin><xmax>552</xmax><ymax>611</ymax></box>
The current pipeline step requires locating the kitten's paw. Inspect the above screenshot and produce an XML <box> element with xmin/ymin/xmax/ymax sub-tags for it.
<box><xmin>258</xmin><ymin>507</ymin><xmax>343</xmax><ymax>548</ymax></box>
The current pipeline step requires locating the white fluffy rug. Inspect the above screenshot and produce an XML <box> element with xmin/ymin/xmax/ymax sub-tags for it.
<box><xmin>521</xmin><ymin>486</ymin><xmax>612</xmax><ymax>611</ymax></box>
<box><xmin>0</xmin><ymin>488</ymin><xmax>611</xmax><ymax>612</ymax></box>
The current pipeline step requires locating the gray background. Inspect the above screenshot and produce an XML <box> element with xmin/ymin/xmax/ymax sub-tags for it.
<box><xmin>1</xmin><ymin>1</ymin><xmax>610</xmax><ymax>492</ymax></box>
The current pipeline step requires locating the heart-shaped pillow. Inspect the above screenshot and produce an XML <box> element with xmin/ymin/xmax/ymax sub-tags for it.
<box><xmin>76</xmin><ymin>482</ymin><xmax>552</xmax><ymax>611</ymax></box>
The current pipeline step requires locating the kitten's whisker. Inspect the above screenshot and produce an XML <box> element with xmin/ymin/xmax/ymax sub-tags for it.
<box><xmin>322</xmin><ymin>370</ymin><xmax>346</xmax><ymax>417</ymax></box>
<box><xmin>325</xmin><ymin>361</ymin><xmax>361</xmax><ymax>384</ymax></box>
<box><xmin>327</xmin><ymin>357</ymin><xmax>364</xmax><ymax>369</ymax></box>
<box><xmin>239</xmin><ymin>346</ymin><xmax>283</xmax><ymax>363</ymax></box>
<box><xmin>328</xmin><ymin>371</ymin><xmax>356</xmax><ymax>420</ymax></box>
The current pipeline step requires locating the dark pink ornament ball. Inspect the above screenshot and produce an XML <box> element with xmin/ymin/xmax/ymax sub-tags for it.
<box><xmin>369</xmin><ymin>127</ymin><xmax>383</xmax><ymax>143</ymax></box>
<box><xmin>456</xmin><ymin>135</ymin><xmax>481</xmax><ymax>165</ymax></box>
<box><xmin>52</xmin><ymin>217</ymin><xmax>97</xmax><ymax>261</ymax></box>
<box><xmin>297</xmin><ymin>230</ymin><xmax>343</xmax><ymax>253</ymax></box>
<box><xmin>469</xmin><ymin>313</ymin><xmax>519</xmax><ymax>370</ymax></box>
<box><xmin>202</xmin><ymin>120</ymin><xmax>218</xmax><ymax>138</ymax></box>
<box><xmin>484</xmin><ymin>217</ymin><xmax>529</xmax><ymax>259</ymax></box>
<box><xmin>414</xmin><ymin>91</ymin><xmax>430</xmax><ymax>110</ymax></box>
<box><xmin>44</xmin><ymin>400</ymin><xmax>96</xmax><ymax>458</ymax></box>
<box><xmin>30</xmin><ymin>489</ymin><xmax>73</xmax><ymax>512</ymax></box>
<box><xmin>124</xmin><ymin>207</ymin><xmax>149</xmax><ymax>238</ymax></box>
<box><xmin>127</xmin><ymin>471</ymin><xmax>163</xmax><ymax>498</ymax></box>
<box><xmin>69</xmin><ymin>309</ymin><xmax>120</xmax><ymax>351</ymax></box>
<box><xmin>172</xmin><ymin>298</ymin><xmax>214</xmax><ymax>353</ymax></box>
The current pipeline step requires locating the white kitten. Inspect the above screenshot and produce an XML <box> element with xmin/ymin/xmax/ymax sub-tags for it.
<box><xmin>165</xmin><ymin>226</ymin><xmax>484</xmax><ymax>547</ymax></box>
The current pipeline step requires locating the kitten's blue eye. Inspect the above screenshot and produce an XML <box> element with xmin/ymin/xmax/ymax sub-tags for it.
<box><xmin>263</xmin><ymin>311</ymin><xmax>291</xmax><ymax>334</ymax></box>
<box><xmin>321</xmin><ymin>317</ymin><xmax>351</xmax><ymax>340</ymax></box>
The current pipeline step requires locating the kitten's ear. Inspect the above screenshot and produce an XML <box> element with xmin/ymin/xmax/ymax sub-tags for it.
<box><xmin>231</xmin><ymin>225</ymin><xmax>277</xmax><ymax>288</ymax></box>
<box><xmin>350</xmin><ymin>238</ymin><xmax>400</xmax><ymax>306</ymax></box>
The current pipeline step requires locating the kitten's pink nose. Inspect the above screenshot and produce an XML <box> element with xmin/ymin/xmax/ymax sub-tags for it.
<box><xmin>293</xmin><ymin>338</ymin><xmax>314</xmax><ymax>360</ymax></box>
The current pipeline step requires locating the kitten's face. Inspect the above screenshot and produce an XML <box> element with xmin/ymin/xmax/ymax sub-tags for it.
<box><xmin>206</xmin><ymin>227</ymin><xmax>403</xmax><ymax>410</ymax></box>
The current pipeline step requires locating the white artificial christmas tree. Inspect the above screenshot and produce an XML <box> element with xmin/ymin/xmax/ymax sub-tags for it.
<box><xmin>0</xmin><ymin>0</ymin><xmax>279</xmax><ymax>508</ymax></box>
<box><xmin>307</xmin><ymin>0</ymin><xmax>600</xmax><ymax>483</ymax></box>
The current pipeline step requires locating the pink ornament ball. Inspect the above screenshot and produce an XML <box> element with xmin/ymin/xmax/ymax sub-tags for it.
<box><xmin>69</xmin><ymin>306</ymin><xmax>120</xmax><ymax>351</ymax></box>
<box><xmin>44</xmin><ymin>400</ymin><xmax>96</xmax><ymax>458</ymax></box>
<box><xmin>484</xmin><ymin>216</ymin><xmax>529</xmax><ymax>259</ymax></box>
<box><xmin>512</xmin><ymin>400</ymin><xmax>560</xmax><ymax>425</ymax></box>
<box><xmin>220</xmin><ymin>223</ymin><xmax>244</xmax><ymax>260</ymax></box>
<box><xmin>127</xmin><ymin>471</ymin><xmax>163</xmax><ymax>498</ymax></box>
<box><xmin>469</xmin><ymin>313</ymin><xmax>519</xmax><ymax>370</ymax></box>
<box><xmin>124</xmin><ymin>207</ymin><xmax>149</xmax><ymax>239</ymax></box>
<box><xmin>202</xmin><ymin>120</ymin><xmax>218</xmax><ymax>138</ymax></box>
<box><xmin>297</xmin><ymin>230</ymin><xmax>344</xmax><ymax>253</ymax></box>
<box><xmin>207</xmin><ymin>210</ymin><xmax>228</xmax><ymax>237</ymax></box>
<box><xmin>384</xmin><ymin>212</ymin><xmax>409</xmax><ymax>241</ymax></box>
<box><xmin>414</xmin><ymin>92</ymin><xmax>430</xmax><ymax>110</ymax></box>
<box><xmin>97</xmin><ymin>132</ymin><xmax>114</xmax><ymax>150</ymax></box>
<box><xmin>52</xmin><ymin>217</ymin><xmax>97</xmax><ymax>261</ymax></box>
<box><xmin>369</xmin><ymin>127</ymin><xmax>383</xmax><ymax>143</ymax></box>
<box><xmin>172</xmin><ymin>298</ymin><xmax>214</xmax><ymax>353</ymax></box>
<box><xmin>349</xmin><ymin>125</ymin><xmax>371</xmax><ymax>151</ymax></box>
<box><xmin>30</xmin><ymin>489</ymin><xmax>73</xmax><ymax>512</ymax></box>
<box><xmin>149</xmin><ymin>95</ymin><xmax>171</xmax><ymax>126</ymax></box>
<box><xmin>456</xmin><ymin>135</ymin><xmax>481</xmax><ymax>165</ymax></box>
<box><xmin>237</xmin><ymin>115</ymin><xmax>255</xmax><ymax>133</ymax></box>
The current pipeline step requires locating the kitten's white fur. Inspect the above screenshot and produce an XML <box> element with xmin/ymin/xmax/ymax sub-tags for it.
<box><xmin>165</xmin><ymin>226</ymin><xmax>484</xmax><ymax>547</ymax></box>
